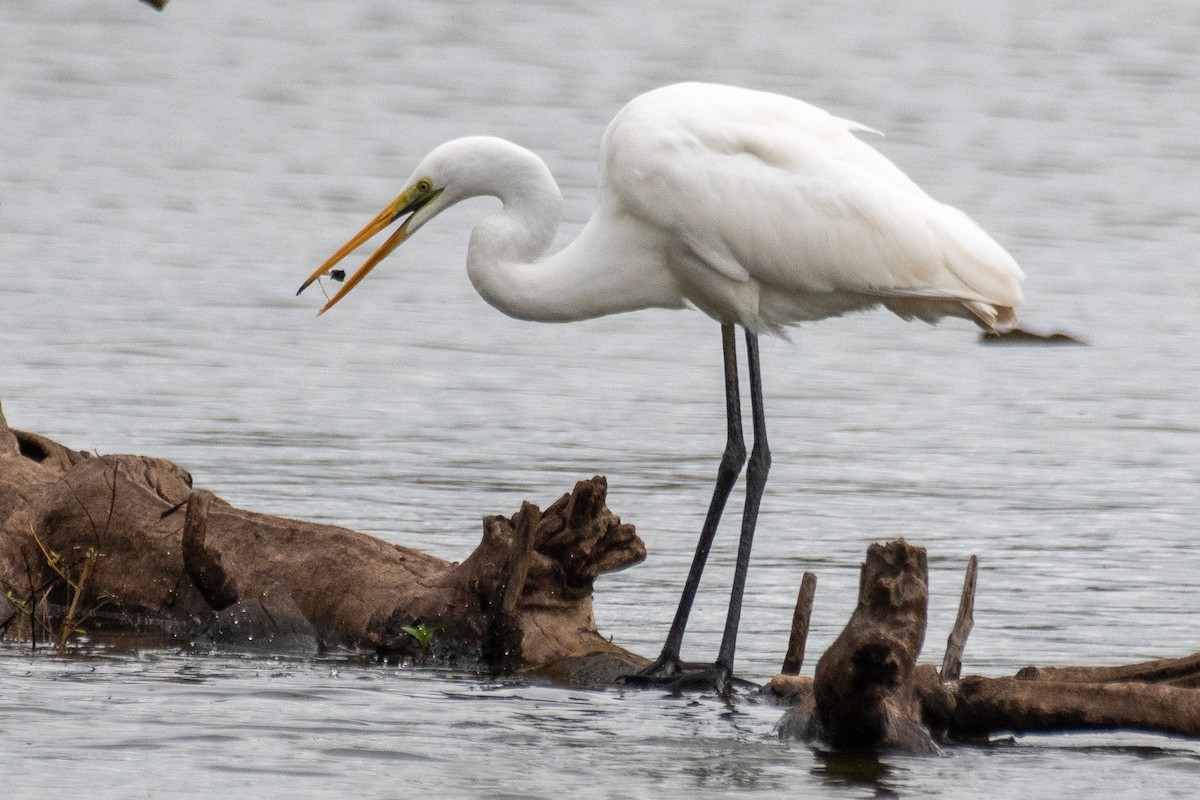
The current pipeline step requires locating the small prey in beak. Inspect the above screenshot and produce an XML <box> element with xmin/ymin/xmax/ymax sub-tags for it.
<box><xmin>297</xmin><ymin>179</ymin><xmax>440</xmax><ymax>315</ymax></box>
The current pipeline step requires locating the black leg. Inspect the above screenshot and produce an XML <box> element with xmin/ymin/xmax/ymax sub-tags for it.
<box><xmin>714</xmin><ymin>329</ymin><xmax>771</xmax><ymax>680</ymax></box>
<box><xmin>628</xmin><ymin>323</ymin><xmax>746</xmax><ymax>680</ymax></box>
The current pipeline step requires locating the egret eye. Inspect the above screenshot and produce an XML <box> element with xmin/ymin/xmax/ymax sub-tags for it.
<box><xmin>417</xmin><ymin>179</ymin><xmax>433</xmax><ymax>193</ymax></box>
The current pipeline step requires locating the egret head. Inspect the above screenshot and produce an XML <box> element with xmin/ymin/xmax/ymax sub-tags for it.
<box><xmin>298</xmin><ymin>136</ymin><xmax>553</xmax><ymax>315</ymax></box>
<box><xmin>296</xmin><ymin>166</ymin><xmax>448</xmax><ymax>314</ymax></box>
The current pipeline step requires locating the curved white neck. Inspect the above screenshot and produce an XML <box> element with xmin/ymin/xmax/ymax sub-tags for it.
<box><xmin>456</xmin><ymin>140</ymin><xmax>685</xmax><ymax>323</ymax></box>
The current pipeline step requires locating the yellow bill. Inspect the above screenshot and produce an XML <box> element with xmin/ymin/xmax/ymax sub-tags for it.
<box><xmin>297</xmin><ymin>181</ymin><xmax>438</xmax><ymax>315</ymax></box>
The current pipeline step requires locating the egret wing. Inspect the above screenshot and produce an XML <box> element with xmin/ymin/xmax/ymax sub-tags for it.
<box><xmin>601</xmin><ymin>84</ymin><xmax>1023</xmax><ymax>328</ymax></box>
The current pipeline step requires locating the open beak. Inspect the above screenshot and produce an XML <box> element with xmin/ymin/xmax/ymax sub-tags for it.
<box><xmin>297</xmin><ymin>183</ymin><xmax>439</xmax><ymax>315</ymax></box>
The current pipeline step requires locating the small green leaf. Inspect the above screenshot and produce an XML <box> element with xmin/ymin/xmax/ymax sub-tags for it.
<box><xmin>401</xmin><ymin>623</ymin><xmax>436</xmax><ymax>648</ymax></box>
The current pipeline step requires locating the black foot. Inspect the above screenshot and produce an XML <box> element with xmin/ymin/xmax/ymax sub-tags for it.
<box><xmin>618</xmin><ymin>660</ymin><xmax>734</xmax><ymax>697</ymax></box>
<box><xmin>617</xmin><ymin>652</ymin><xmax>685</xmax><ymax>685</ymax></box>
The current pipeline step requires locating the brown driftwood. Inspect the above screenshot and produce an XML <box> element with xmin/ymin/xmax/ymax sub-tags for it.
<box><xmin>0</xmin><ymin>402</ymin><xmax>647</xmax><ymax>679</ymax></box>
<box><xmin>1014</xmin><ymin>654</ymin><xmax>1200</xmax><ymax>688</ymax></box>
<box><xmin>780</xmin><ymin>572</ymin><xmax>816</xmax><ymax>676</ymax></box>
<box><xmin>946</xmin><ymin>675</ymin><xmax>1200</xmax><ymax>738</ymax></box>
<box><xmin>182</xmin><ymin>488</ymin><xmax>238</xmax><ymax>612</ymax></box>
<box><xmin>772</xmin><ymin>539</ymin><xmax>1200</xmax><ymax>752</ymax></box>
<box><xmin>939</xmin><ymin>554</ymin><xmax>977</xmax><ymax>681</ymax></box>
<box><xmin>9</xmin><ymin>401</ymin><xmax>1200</xmax><ymax>747</ymax></box>
<box><xmin>809</xmin><ymin>540</ymin><xmax>937</xmax><ymax>752</ymax></box>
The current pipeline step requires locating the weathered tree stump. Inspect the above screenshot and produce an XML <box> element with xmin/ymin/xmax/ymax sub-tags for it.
<box><xmin>0</xmin><ymin>402</ymin><xmax>647</xmax><ymax>678</ymax></box>
<box><xmin>808</xmin><ymin>540</ymin><xmax>938</xmax><ymax>752</ymax></box>
<box><xmin>772</xmin><ymin>539</ymin><xmax>1200</xmax><ymax>752</ymax></box>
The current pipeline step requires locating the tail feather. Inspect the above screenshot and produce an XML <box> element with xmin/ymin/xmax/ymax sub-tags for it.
<box><xmin>880</xmin><ymin>296</ymin><xmax>1017</xmax><ymax>331</ymax></box>
<box><xmin>964</xmin><ymin>300</ymin><xmax>1017</xmax><ymax>331</ymax></box>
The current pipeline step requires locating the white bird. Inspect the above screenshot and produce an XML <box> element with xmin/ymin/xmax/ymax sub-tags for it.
<box><xmin>298</xmin><ymin>82</ymin><xmax>1023</xmax><ymax>692</ymax></box>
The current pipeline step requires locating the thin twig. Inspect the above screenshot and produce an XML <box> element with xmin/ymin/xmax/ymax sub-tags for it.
<box><xmin>57</xmin><ymin>548</ymin><xmax>98</xmax><ymax>647</ymax></box>
<box><xmin>940</xmin><ymin>555</ymin><xmax>978</xmax><ymax>681</ymax></box>
<box><xmin>781</xmin><ymin>572</ymin><xmax>817</xmax><ymax>675</ymax></box>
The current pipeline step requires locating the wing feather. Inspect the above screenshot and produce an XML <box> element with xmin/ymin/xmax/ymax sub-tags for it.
<box><xmin>600</xmin><ymin>83</ymin><xmax>1023</xmax><ymax>329</ymax></box>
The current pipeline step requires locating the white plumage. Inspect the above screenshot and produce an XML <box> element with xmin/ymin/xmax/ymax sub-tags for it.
<box><xmin>298</xmin><ymin>83</ymin><xmax>1025</xmax><ymax>688</ymax></box>
<box><xmin>598</xmin><ymin>83</ymin><xmax>1023</xmax><ymax>333</ymax></box>
<box><xmin>301</xmin><ymin>82</ymin><xmax>1022</xmax><ymax>333</ymax></box>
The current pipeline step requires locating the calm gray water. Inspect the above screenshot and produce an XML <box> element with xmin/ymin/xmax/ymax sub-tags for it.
<box><xmin>3</xmin><ymin>0</ymin><xmax>1200</xmax><ymax>796</ymax></box>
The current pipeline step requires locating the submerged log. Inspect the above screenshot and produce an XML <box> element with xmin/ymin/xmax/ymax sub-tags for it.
<box><xmin>947</xmin><ymin>675</ymin><xmax>1200</xmax><ymax>739</ymax></box>
<box><xmin>774</xmin><ymin>539</ymin><xmax>1200</xmax><ymax>751</ymax></box>
<box><xmin>8</xmin><ymin>401</ymin><xmax>1200</xmax><ymax>747</ymax></box>
<box><xmin>0</xmin><ymin>402</ymin><xmax>646</xmax><ymax>677</ymax></box>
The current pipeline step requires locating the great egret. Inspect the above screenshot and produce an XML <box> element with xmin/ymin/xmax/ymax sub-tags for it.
<box><xmin>298</xmin><ymin>82</ymin><xmax>1023</xmax><ymax>691</ymax></box>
